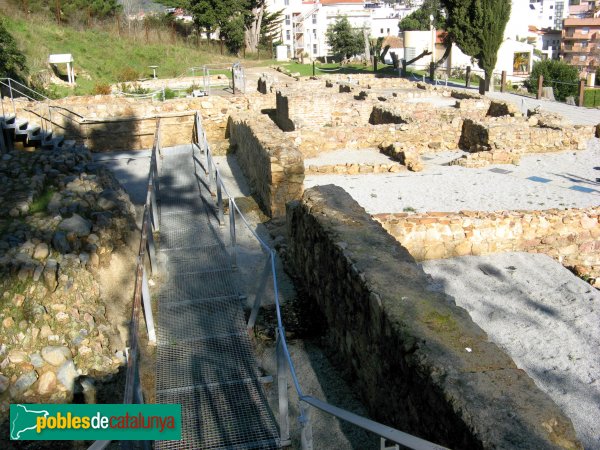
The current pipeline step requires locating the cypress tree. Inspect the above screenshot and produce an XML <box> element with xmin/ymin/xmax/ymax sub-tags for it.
<box><xmin>442</xmin><ymin>0</ymin><xmax>511</xmax><ymax>89</ymax></box>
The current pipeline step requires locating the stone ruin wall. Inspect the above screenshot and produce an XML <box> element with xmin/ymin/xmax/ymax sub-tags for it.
<box><xmin>227</xmin><ymin>112</ymin><xmax>304</xmax><ymax>217</ymax></box>
<box><xmin>274</xmin><ymin>89</ymin><xmax>374</xmax><ymax>131</ymax></box>
<box><xmin>286</xmin><ymin>185</ymin><xmax>581</xmax><ymax>449</ymax></box>
<box><xmin>3</xmin><ymin>94</ymin><xmax>273</xmax><ymax>153</ymax></box>
<box><xmin>374</xmin><ymin>208</ymin><xmax>600</xmax><ymax>278</ymax></box>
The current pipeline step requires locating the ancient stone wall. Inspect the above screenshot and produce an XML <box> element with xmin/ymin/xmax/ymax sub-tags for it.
<box><xmin>274</xmin><ymin>90</ymin><xmax>374</xmax><ymax>131</ymax></box>
<box><xmin>374</xmin><ymin>208</ymin><xmax>600</xmax><ymax>278</ymax></box>
<box><xmin>286</xmin><ymin>185</ymin><xmax>581</xmax><ymax>449</ymax></box>
<box><xmin>227</xmin><ymin>113</ymin><xmax>304</xmax><ymax>217</ymax></box>
<box><xmin>5</xmin><ymin>95</ymin><xmax>268</xmax><ymax>154</ymax></box>
<box><xmin>460</xmin><ymin>116</ymin><xmax>593</xmax><ymax>153</ymax></box>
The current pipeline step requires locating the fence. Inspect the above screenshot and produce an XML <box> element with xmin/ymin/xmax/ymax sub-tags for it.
<box><xmin>87</xmin><ymin>119</ymin><xmax>162</xmax><ymax>450</ymax></box>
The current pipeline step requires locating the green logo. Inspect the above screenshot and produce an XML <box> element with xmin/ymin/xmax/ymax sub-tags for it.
<box><xmin>10</xmin><ymin>404</ymin><xmax>181</xmax><ymax>441</ymax></box>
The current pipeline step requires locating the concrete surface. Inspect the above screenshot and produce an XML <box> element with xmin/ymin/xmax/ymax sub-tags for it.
<box><xmin>422</xmin><ymin>252</ymin><xmax>600</xmax><ymax>450</ymax></box>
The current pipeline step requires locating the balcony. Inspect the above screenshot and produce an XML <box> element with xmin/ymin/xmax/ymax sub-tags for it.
<box><xmin>562</xmin><ymin>44</ymin><xmax>596</xmax><ymax>52</ymax></box>
<box><xmin>563</xmin><ymin>31</ymin><xmax>599</xmax><ymax>40</ymax></box>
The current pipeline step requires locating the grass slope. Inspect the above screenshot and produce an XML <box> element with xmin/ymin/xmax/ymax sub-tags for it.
<box><xmin>3</xmin><ymin>13</ymin><xmax>236</xmax><ymax>96</ymax></box>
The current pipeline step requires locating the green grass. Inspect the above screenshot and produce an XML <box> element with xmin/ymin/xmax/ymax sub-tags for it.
<box><xmin>279</xmin><ymin>62</ymin><xmax>398</xmax><ymax>77</ymax></box>
<box><xmin>3</xmin><ymin>14</ymin><xmax>240</xmax><ymax>97</ymax></box>
<box><xmin>30</xmin><ymin>188</ymin><xmax>55</xmax><ymax>214</ymax></box>
<box><xmin>583</xmin><ymin>88</ymin><xmax>600</xmax><ymax>108</ymax></box>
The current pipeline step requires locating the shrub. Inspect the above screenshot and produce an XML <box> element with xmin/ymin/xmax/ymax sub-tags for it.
<box><xmin>92</xmin><ymin>82</ymin><xmax>112</xmax><ymax>95</ymax></box>
<box><xmin>162</xmin><ymin>87</ymin><xmax>177</xmax><ymax>100</ymax></box>
<box><xmin>527</xmin><ymin>59</ymin><xmax>579</xmax><ymax>101</ymax></box>
<box><xmin>117</xmin><ymin>66</ymin><xmax>140</xmax><ymax>82</ymax></box>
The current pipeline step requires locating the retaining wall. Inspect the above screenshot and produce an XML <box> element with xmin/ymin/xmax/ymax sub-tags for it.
<box><xmin>286</xmin><ymin>185</ymin><xmax>581</xmax><ymax>449</ymax></box>
<box><xmin>374</xmin><ymin>208</ymin><xmax>600</xmax><ymax>278</ymax></box>
<box><xmin>227</xmin><ymin>112</ymin><xmax>304</xmax><ymax>217</ymax></box>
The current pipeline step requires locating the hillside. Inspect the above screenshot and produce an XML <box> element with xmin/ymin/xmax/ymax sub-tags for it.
<box><xmin>1</xmin><ymin>10</ymin><xmax>240</xmax><ymax>97</ymax></box>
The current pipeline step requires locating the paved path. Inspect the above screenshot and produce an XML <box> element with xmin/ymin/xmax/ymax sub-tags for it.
<box><xmin>154</xmin><ymin>145</ymin><xmax>279</xmax><ymax>450</ymax></box>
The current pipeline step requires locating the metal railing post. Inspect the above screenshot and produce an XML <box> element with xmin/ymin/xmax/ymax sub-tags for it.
<box><xmin>206</xmin><ymin>151</ymin><xmax>213</xmax><ymax>194</ymax></box>
<box><xmin>277</xmin><ymin>330</ymin><xmax>290</xmax><ymax>444</ymax></box>
<box><xmin>299</xmin><ymin>401</ymin><xmax>314</xmax><ymax>450</ymax></box>
<box><xmin>7</xmin><ymin>79</ymin><xmax>15</xmax><ymax>117</ymax></box>
<box><xmin>216</xmin><ymin>171</ymin><xmax>224</xmax><ymax>226</ymax></box>
<box><xmin>141</xmin><ymin>267</ymin><xmax>157</xmax><ymax>344</ymax></box>
<box><xmin>229</xmin><ymin>199</ymin><xmax>237</xmax><ymax>268</ymax></box>
<box><xmin>150</xmin><ymin>184</ymin><xmax>160</xmax><ymax>232</ymax></box>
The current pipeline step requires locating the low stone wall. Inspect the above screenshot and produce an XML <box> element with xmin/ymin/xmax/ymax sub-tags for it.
<box><xmin>286</xmin><ymin>185</ymin><xmax>581</xmax><ymax>449</ymax></box>
<box><xmin>274</xmin><ymin>89</ymin><xmax>375</xmax><ymax>131</ymax></box>
<box><xmin>227</xmin><ymin>113</ymin><xmax>304</xmax><ymax>217</ymax></box>
<box><xmin>6</xmin><ymin>95</ymin><xmax>258</xmax><ymax>153</ymax></box>
<box><xmin>374</xmin><ymin>208</ymin><xmax>600</xmax><ymax>278</ymax></box>
<box><xmin>460</xmin><ymin>116</ymin><xmax>593</xmax><ymax>153</ymax></box>
<box><xmin>305</xmin><ymin>161</ymin><xmax>404</xmax><ymax>175</ymax></box>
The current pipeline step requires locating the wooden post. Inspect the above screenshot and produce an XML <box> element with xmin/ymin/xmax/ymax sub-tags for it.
<box><xmin>465</xmin><ymin>66</ymin><xmax>471</xmax><ymax>88</ymax></box>
<box><xmin>231</xmin><ymin>67</ymin><xmax>235</xmax><ymax>94</ymax></box>
<box><xmin>373</xmin><ymin>56</ymin><xmax>378</xmax><ymax>72</ymax></box>
<box><xmin>312</xmin><ymin>61</ymin><xmax>315</xmax><ymax>76</ymax></box>
<box><xmin>401</xmin><ymin>59</ymin><xmax>407</xmax><ymax>77</ymax></box>
<box><xmin>55</xmin><ymin>0</ymin><xmax>60</xmax><ymax>23</ymax></box>
<box><xmin>500</xmin><ymin>70</ymin><xmax>507</xmax><ymax>93</ymax></box>
<box><xmin>429</xmin><ymin>61</ymin><xmax>435</xmax><ymax>80</ymax></box>
<box><xmin>537</xmin><ymin>75</ymin><xmax>543</xmax><ymax>100</ymax></box>
<box><xmin>579</xmin><ymin>79</ymin><xmax>585</xmax><ymax>107</ymax></box>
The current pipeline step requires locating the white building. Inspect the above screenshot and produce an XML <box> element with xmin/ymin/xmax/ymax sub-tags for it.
<box><xmin>267</xmin><ymin>0</ymin><xmax>412</xmax><ymax>59</ymax></box>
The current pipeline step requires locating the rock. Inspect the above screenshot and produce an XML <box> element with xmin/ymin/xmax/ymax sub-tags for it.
<box><xmin>55</xmin><ymin>312</ymin><xmax>70</xmax><ymax>322</ymax></box>
<box><xmin>0</xmin><ymin>374</ymin><xmax>9</xmax><ymax>393</ymax></box>
<box><xmin>41</xmin><ymin>346</ymin><xmax>72</xmax><ymax>367</ymax></box>
<box><xmin>33</xmin><ymin>243</ymin><xmax>50</xmax><ymax>260</ymax></box>
<box><xmin>37</xmin><ymin>371</ymin><xmax>57</xmax><ymax>395</ymax></box>
<box><xmin>8</xmin><ymin>350</ymin><xmax>28</xmax><ymax>364</ymax></box>
<box><xmin>58</xmin><ymin>214</ymin><xmax>91</xmax><ymax>237</ymax></box>
<box><xmin>52</xmin><ymin>232</ymin><xmax>71</xmax><ymax>254</ymax></box>
<box><xmin>43</xmin><ymin>259</ymin><xmax>58</xmax><ymax>291</ymax></box>
<box><xmin>57</xmin><ymin>360</ymin><xmax>78</xmax><ymax>391</ymax></box>
<box><xmin>98</xmin><ymin>189</ymin><xmax>118</xmax><ymax>210</ymax></box>
<box><xmin>29</xmin><ymin>353</ymin><xmax>44</xmax><ymax>368</ymax></box>
<box><xmin>40</xmin><ymin>325</ymin><xmax>52</xmax><ymax>339</ymax></box>
<box><xmin>2</xmin><ymin>317</ymin><xmax>15</xmax><ymax>328</ymax></box>
<box><xmin>12</xmin><ymin>294</ymin><xmax>25</xmax><ymax>307</ymax></box>
<box><xmin>13</xmin><ymin>371</ymin><xmax>38</xmax><ymax>394</ymax></box>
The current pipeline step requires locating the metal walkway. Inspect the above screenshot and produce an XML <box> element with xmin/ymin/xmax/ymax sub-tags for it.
<box><xmin>155</xmin><ymin>146</ymin><xmax>280</xmax><ymax>450</ymax></box>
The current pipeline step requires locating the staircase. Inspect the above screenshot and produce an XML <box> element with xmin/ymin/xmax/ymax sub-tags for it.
<box><xmin>0</xmin><ymin>114</ymin><xmax>71</xmax><ymax>152</ymax></box>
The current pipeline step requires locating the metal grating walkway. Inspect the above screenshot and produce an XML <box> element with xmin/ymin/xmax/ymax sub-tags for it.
<box><xmin>155</xmin><ymin>147</ymin><xmax>279</xmax><ymax>450</ymax></box>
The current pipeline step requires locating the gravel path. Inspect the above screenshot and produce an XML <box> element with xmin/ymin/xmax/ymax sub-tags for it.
<box><xmin>421</xmin><ymin>253</ymin><xmax>600</xmax><ymax>450</ymax></box>
<box><xmin>304</xmin><ymin>139</ymin><xmax>600</xmax><ymax>213</ymax></box>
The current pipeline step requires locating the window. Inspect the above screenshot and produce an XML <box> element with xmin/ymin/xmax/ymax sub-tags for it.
<box><xmin>387</xmin><ymin>28</ymin><xmax>390</xmax><ymax>33</ymax></box>
<box><xmin>286</xmin><ymin>30</ymin><xmax>291</xmax><ymax>40</ymax></box>
<box><xmin>313</xmin><ymin>44</ymin><xmax>318</xmax><ymax>54</ymax></box>
<box><xmin>312</xmin><ymin>29</ymin><xmax>316</xmax><ymax>38</ymax></box>
<box><xmin>312</xmin><ymin>13</ymin><xmax>317</xmax><ymax>24</ymax></box>
<box><xmin>582</xmin><ymin>40</ymin><xmax>589</xmax><ymax>48</ymax></box>
<box><xmin>284</xmin><ymin>0</ymin><xmax>289</xmax><ymax>5</ymax></box>
<box><xmin>380</xmin><ymin>28</ymin><xmax>384</xmax><ymax>33</ymax></box>
<box><xmin>582</xmin><ymin>27</ymin><xmax>589</xmax><ymax>34</ymax></box>
<box><xmin>579</xmin><ymin>55</ymin><xmax>586</xmax><ymax>61</ymax></box>
<box><xmin>285</xmin><ymin>15</ymin><xmax>290</xmax><ymax>26</ymax></box>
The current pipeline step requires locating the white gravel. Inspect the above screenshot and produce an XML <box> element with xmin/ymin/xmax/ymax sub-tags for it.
<box><xmin>421</xmin><ymin>253</ymin><xmax>600</xmax><ymax>449</ymax></box>
<box><xmin>304</xmin><ymin>139</ymin><xmax>600</xmax><ymax>213</ymax></box>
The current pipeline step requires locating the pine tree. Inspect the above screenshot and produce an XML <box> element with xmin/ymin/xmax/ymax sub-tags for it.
<box><xmin>398</xmin><ymin>0</ymin><xmax>446</xmax><ymax>32</ymax></box>
<box><xmin>325</xmin><ymin>17</ymin><xmax>364</xmax><ymax>61</ymax></box>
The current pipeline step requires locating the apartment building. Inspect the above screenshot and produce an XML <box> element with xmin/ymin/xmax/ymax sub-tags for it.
<box><xmin>561</xmin><ymin>17</ymin><xmax>600</xmax><ymax>73</ymax></box>
<box><xmin>267</xmin><ymin>0</ymin><xmax>409</xmax><ymax>59</ymax></box>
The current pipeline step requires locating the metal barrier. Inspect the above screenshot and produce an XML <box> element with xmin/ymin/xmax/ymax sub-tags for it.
<box><xmin>192</xmin><ymin>111</ymin><xmax>448</xmax><ymax>450</ymax></box>
<box><xmin>87</xmin><ymin>120</ymin><xmax>161</xmax><ymax>450</ymax></box>
<box><xmin>0</xmin><ymin>78</ymin><xmax>85</xmax><ymax>141</ymax></box>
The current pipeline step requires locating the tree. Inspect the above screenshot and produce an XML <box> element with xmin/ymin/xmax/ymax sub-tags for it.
<box><xmin>398</xmin><ymin>0</ymin><xmax>446</xmax><ymax>32</ymax></box>
<box><xmin>442</xmin><ymin>0</ymin><xmax>511</xmax><ymax>89</ymax></box>
<box><xmin>0</xmin><ymin>18</ymin><xmax>27</xmax><ymax>80</ymax></box>
<box><xmin>222</xmin><ymin>15</ymin><xmax>246</xmax><ymax>55</ymax></box>
<box><xmin>528</xmin><ymin>59</ymin><xmax>579</xmax><ymax>101</ymax></box>
<box><xmin>326</xmin><ymin>16</ymin><xmax>364</xmax><ymax>61</ymax></box>
<box><xmin>244</xmin><ymin>0</ymin><xmax>265</xmax><ymax>53</ymax></box>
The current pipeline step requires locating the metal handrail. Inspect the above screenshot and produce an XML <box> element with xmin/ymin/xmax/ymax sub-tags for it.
<box><xmin>87</xmin><ymin>120</ymin><xmax>161</xmax><ymax>450</ymax></box>
<box><xmin>193</xmin><ymin>111</ymin><xmax>448</xmax><ymax>450</ymax></box>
